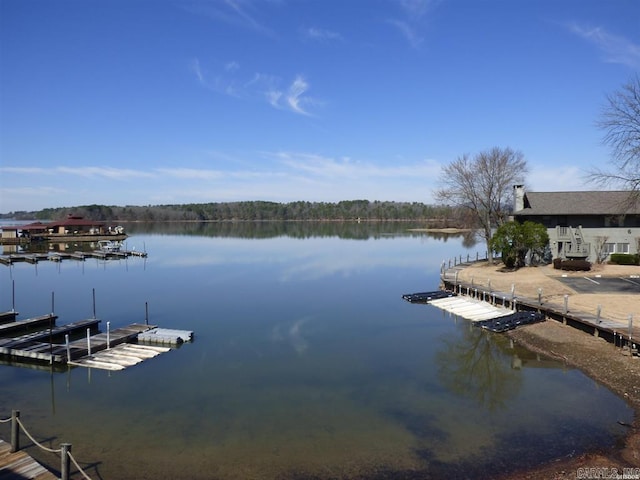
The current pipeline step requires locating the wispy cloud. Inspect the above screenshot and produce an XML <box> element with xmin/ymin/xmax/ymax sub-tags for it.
<box><xmin>272</xmin><ymin>151</ymin><xmax>440</xmax><ymax>179</ymax></box>
<box><xmin>192</xmin><ymin>60</ymin><xmax>321</xmax><ymax>116</ymax></box>
<box><xmin>182</xmin><ymin>0</ymin><xmax>274</xmax><ymax>36</ymax></box>
<box><xmin>568</xmin><ymin>23</ymin><xmax>640</xmax><ymax>69</ymax></box>
<box><xmin>302</xmin><ymin>27</ymin><xmax>343</xmax><ymax>42</ymax></box>
<box><xmin>388</xmin><ymin>0</ymin><xmax>438</xmax><ymax>48</ymax></box>
<box><xmin>190</xmin><ymin>58</ymin><xmax>205</xmax><ymax>85</ymax></box>
<box><xmin>0</xmin><ymin>166</ymin><xmax>154</xmax><ymax>180</ymax></box>
<box><xmin>387</xmin><ymin>19</ymin><xmax>424</xmax><ymax>49</ymax></box>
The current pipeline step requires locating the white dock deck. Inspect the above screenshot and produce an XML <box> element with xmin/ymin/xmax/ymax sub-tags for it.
<box><xmin>429</xmin><ymin>297</ymin><xmax>514</xmax><ymax>322</ymax></box>
<box><xmin>68</xmin><ymin>343</ymin><xmax>171</xmax><ymax>371</ymax></box>
<box><xmin>137</xmin><ymin>328</ymin><xmax>193</xmax><ymax>345</ymax></box>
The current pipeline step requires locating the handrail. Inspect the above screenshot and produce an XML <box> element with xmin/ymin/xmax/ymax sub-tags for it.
<box><xmin>16</xmin><ymin>417</ymin><xmax>61</xmax><ymax>454</ymax></box>
<box><xmin>2</xmin><ymin>409</ymin><xmax>95</xmax><ymax>480</ymax></box>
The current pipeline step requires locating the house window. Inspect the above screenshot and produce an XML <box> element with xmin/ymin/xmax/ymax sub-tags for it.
<box><xmin>603</xmin><ymin>243</ymin><xmax>616</xmax><ymax>255</ymax></box>
<box><xmin>616</xmin><ymin>243</ymin><xmax>630</xmax><ymax>254</ymax></box>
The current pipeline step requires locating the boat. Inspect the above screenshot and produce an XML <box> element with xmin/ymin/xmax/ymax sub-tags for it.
<box><xmin>97</xmin><ymin>240</ymin><xmax>122</xmax><ymax>252</ymax></box>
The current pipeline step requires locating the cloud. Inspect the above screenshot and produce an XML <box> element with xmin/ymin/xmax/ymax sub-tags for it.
<box><xmin>191</xmin><ymin>60</ymin><xmax>321</xmax><ymax>116</ymax></box>
<box><xmin>190</xmin><ymin>58</ymin><xmax>205</xmax><ymax>85</ymax></box>
<box><xmin>225</xmin><ymin>60</ymin><xmax>240</xmax><ymax>72</ymax></box>
<box><xmin>254</xmin><ymin>74</ymin><xmax>319</xmax><ymax>115</ymax></box>
<box><xmin>0</xmin><ymin>167</ymin><xmax>51</xmax><ymax>175</ymax></box>
<box><xmin>272</xmin><ymin>151</ymin><xmax>440</xmax><ymax>179</ymax></box>
<box><xmin>0</xmin><ymin>166</ymin><xmax>154</xmax><ymax>180</ymax></box>
<box><xmin>568</xmin><ymin>23</ymin><xmax>640</xmax><ymax>69</ymax></box>
<box><xmin>302</xmin><ymin>27</ymin><xmax>343</xmax><ymax>42</ymax></box>
<box><xmin>155</xmin><ymin>168</ymin><xmax>225</xmax><ymax>180</ymax></box>
<box><xmin>56</xmin><ymin>167</ymin><xmax>155</xmax><ymax>180</ymax></box>
<box><xmin>182</xmin><ymin>0</ymin><xmax>274</xmax><ymax>36</ymax></box>
<box><xmin>387</xmin><ymin>19</ymin><xmax>424</xmax><ymax>49</ymax></box>
<box><xmin>285</xmin><ymin>75</ymin><xmax>314</xmax><ymax>115</ymax></box>
<box><xmin>388</xmin><ymin>0</ymin><xmax>438</xmax><ymax>48</ymax></box>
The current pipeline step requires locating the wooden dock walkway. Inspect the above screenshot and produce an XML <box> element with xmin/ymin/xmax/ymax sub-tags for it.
<box><xmin>0</xmin><ymin>312</ymin><xmax>18</xmax><ymax>326</ymax></box>
<box><xmin>441</xmin><ymin>263</ymin><xmax>640</xmax><ymax>343</ymax></box>
<box><xmin>0</xmin><ymin>316</ymin><xmax>58</xmax><ymax>337</ymax></box>
<box><xmin>0</xmin><ymin>313</ymin><xmax>155</xmax><ymax>364</ymax></box>
<box><xmin>0</xmin><ymin>439</ymin><xmax>57</xmax><ymax>480</ymax></box>
<box><xmin>0</xmin><ymin>249</ymin><xmax>147</xmax><ymax>266</ymax></box>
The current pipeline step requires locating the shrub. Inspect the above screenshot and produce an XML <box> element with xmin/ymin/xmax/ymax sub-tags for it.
<box><xmin>560</xmin><ymin>259</ymin><xmax>592</xmax><ymax>271</ymax></box>
<box><xmin>553</xmin><ymin>258</ymin><xmax>563</xmax><ymax>270</ymax></box>
<box><xmin>609</xmin><ymin>253</ymin><xmax>640</xmax><ymax>265</ymax></box>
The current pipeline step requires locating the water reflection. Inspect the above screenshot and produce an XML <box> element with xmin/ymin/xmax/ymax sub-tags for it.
<box><xmin>436</xmin><ymin>321</ymin><xmax>521</xmax><ymax>410</ymax></box>
<box><xmin>0</xmin><ymin>224</ymin><xmax>633</xmax><ymax>480</ymax></box>
<box><xmin>123</xmin><ymin>220</ymin><xmax>478</xmax><ymax>243</ymax></box>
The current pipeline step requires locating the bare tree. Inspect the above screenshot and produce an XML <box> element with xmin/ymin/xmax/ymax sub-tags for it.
<box><xmin>591</xmin><ymin>75</ymin><xmax>640</xmax><ymax>202</ymax></box>
<box><xmin>435</xmin><ymin>147</ymin><xmax>528</xmax><ymax>261</ymax></box>
<box><xmin>593</xmin><ymin>235</ymin><xmax>610</xmax><ymax>264</ymax></box>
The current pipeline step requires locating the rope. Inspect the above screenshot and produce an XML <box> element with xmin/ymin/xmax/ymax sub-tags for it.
<box><xmin>68</xmin><ymin>451</ymin><xmax>94</xmax><ymax>480</ymax></box>
<box><xmin>15</xmin><ymin>417</ymin><xmax>61</xmax><ymax>454</ymax></box>
<box><xmin>0</xmin><ymin>416</ymin><xmax>12</xmax><ymax>423</ymax></box>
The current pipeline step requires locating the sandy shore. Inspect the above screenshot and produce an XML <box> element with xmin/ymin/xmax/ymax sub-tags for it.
<box><xmin>454</xmin><ymin>262</ymin><xmax>640</xmax><ymax>479</ymax></box>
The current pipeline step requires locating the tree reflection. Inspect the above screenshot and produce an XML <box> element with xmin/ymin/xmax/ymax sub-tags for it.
<box><xmin>436</xmin><ymin>323</ymin><xmax>522</xmax><ymax>411</ymax></box>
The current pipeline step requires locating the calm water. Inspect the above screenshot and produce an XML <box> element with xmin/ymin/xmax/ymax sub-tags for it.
<box><xmin>0</xmin><ymin>223</ymin><xmax>632</xmax><ymax>480</ymax></box>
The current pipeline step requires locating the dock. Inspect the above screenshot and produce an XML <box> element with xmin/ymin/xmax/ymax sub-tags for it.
<box><xmin>428</xmin><ymin>296</ymin><xmax>514</xmax><ymax>321</ymax></box>
<box><xmin>0</xmin><ymin>439</ymin><xmax>57</xmax><ymax>480</ymax></box>
<box><xmin>0</xmin><ymin>309</ymin><xmax>193</xmax><ymax>370</ymax></box>
<box><xmin>0</xmin><ymin>311</ymin><xmax>19</xmax><ymax>325</ymax></box>
<box><xmin>0</xmin><ymin>249</ymin><xmax>147</xmax><ymax>266</ymax></box>
<box><xmin>439</xmin><ymin>261</ymin><xmax>640</xmax><ymax>345</ymax></box>
<box><xmin>138</xmin><ymin>327</ymin><xmax>194</xmax><ymax>345</ymax></box>
<box><xmin>68</xmin><ymin>343</ymin><xmax>170</xmax><ymax>371</ymax></box>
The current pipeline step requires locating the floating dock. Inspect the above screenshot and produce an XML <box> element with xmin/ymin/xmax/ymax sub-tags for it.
<box><xmin>0</xmin><ymin>310</ymin><xmax>191</xmax><ymax>370</ymax></box>
<box><xmin>429</xmin><ymin>296</ymin><xmax>515</xmax><ymax>321</ymax></box>
<box><xmin>401</xmin><ymin>290</ymin><xmax>456</xmax><ymax>303</ymax></box>
<box><xmin>402</xmin><ymin>289</ymin><xmax>545</xmax><ymax>332</ymax></box>
<box><xmin>138</xmin><ymin>328</ymin><xmax>194</xmax><ymax>345</ymax></box>
<box><xmin>0</xmin><ymin>249</ymin><xmax>147</xmax><ymax>266</ymax></box>
<box><xmin>68</xmin><ymin>343</ymin><xmax>171</xmax><ymax>371</ymax></box>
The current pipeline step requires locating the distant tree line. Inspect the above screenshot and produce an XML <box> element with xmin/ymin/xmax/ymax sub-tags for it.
<box><xmin>2</xmin><ymin>200</ymin><xmax>470</xmax><ymax>226</ymax></box>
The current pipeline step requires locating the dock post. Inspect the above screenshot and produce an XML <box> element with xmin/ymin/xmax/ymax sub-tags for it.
<box><xmin>596</xmin><ymin>305</ymin><xmax>601</xmax><ymax>324</ymax></box>
<box><xmin>563</xmin><ymin>295</ymin><xmax>569</xmax><ymax>314</ymax></box>
<box><xmin>65</xmin><ymin>334</ymin><xmax>70</xmax><ymax>363</ymax></box>
<box><xmin>538</xmin><ymin>288</ymin><xmax>542</xmax><ymax>306</ymax></box>
<box><xmin>10</xmin><ymin>410</ymin><xmax>20</xmax><ymax>452</ymax></box>
<box><xmin>487</xmin><ymin>279</ymin><xmax>491</xmax><ymax>293</ymax></box>
<box><xmin>86</xmin><ymin>328</ymin><xmax>91</xmax><ymax>356</ymax></box>
<box><xmin>107</xmin><ymin>321</ymin><xmax>111</xmax><ymax>349</ymax></box>
<box><xmin>145</xmin><ymin>302</ymin><xmax>149</xmax><ymax>326</ymax></box>
<box><xmin>92</xmin><ymin>288</ymin><xmax>96</xmax><ymax>319</ymax></box>
<box><xmin>51</xmin><ymin>291</ymin><xmax>55</xmax><ymax>315</ymax></box>
<box><xmin>11</xmin><ymin>280</ymin><xmax>15</xmax><ymax>312</ymax></box>
<box><xmin>60</xmin><ymin>443</ymin><xmax>72</xmax><ymax>480</ymax></box>
<box><xmin>510</xmin><ymin>284</ymin><xmax>515</xmax><ymax>303</ymax></box>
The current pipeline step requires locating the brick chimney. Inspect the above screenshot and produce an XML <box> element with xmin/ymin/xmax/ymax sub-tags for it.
<box><xmin>513</xmin><ymin>185</ymin><xmax>525</xmax><ymax>212</ymax></box>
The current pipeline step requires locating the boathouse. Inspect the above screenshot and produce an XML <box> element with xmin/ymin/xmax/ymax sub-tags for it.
<box><xmin>1</xmin><ymin>215</ymin><xmax>125</xmax><ymax>244</ymax></box>
<box><xmin>512</xmin><ymin>186</ymin><xmax>640</xmax><ymax>263</ymax></box>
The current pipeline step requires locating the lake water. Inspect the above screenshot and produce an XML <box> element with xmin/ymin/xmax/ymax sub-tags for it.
<box><xmin>0</xmin><ymin>223</ymin><xmax>633</xmax><ymax>480</ymax></box>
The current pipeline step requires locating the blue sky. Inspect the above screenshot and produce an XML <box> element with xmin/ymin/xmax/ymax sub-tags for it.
<box><xmin>1</xmin><ymin>0</ymin><xmax>639</xmax><ymax>213</ymax></box>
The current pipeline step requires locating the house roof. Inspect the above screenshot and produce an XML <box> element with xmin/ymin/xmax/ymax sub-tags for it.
<box><xmin>514</xmin><ymin>190</ymin><xmax>640</xmax><ymax>216</ymax></box>
<box><xmin>0</xmin><ymin>222</ymin><xmax>48</xmax><ymax>231</ymax></box>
